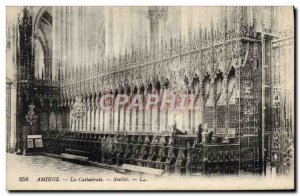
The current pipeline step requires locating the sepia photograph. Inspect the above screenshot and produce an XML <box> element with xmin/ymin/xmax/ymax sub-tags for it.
<box><xmin>5</xmin><ymin>5</ymin><xmax>295</xmax><ymax>191</ymax></box>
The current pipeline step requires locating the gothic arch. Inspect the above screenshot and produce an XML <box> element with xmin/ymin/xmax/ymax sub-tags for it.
<box><xmin>33</xmin><ymin>7</ymin><xmax>50</xmax><ymax>33</ymax></box>
<box><xmin>33</xmin><ymin>7</ymin><xmax>53</xmax><ymax>80</ymax></box>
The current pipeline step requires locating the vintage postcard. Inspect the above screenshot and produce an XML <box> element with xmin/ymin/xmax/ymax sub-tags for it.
<box><xmin>6</xmin><ymin>6</ymin><xmax>295</xmax><ymax>190</ymax></box>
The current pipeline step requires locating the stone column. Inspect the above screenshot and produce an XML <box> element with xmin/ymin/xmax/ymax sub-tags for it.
<box><xmin>77</xmin><ymin>112</ymin><xmax>81</xmax><ymax>131</ymax></box>
<box><xmin>44</xmin><ymin>58</ymin><xmax>52</xmax><ymax>80</ymax></box>
<box><xmin>69</xmin><ymin>99</ymin><xmax>74</xmax><ymax>131</ymax></box>
<box><xmin>125</xmin><ymin>92</ymin><xmax>132</xmax><ymax>132</ymax></box>
<box><xmin>144</xmin><ymin>91</ymin><xmax>151</xmax><ymax>132</ymax></box>
<box><xmin>131</xmin><ymin>93</ymin><xmax>137</xmax><ymax>132</ymax></box>
<box><xmin>87</xmin><ymin>98</ymin><xmax>91</xmax><ymax>131</ymax></box>
<box><xmin>189</xmin><ymin>92</ymin><xmax>196</xmax><ymax>134</ymax></box>
<box><xmin>194</xmin><ymin>93</ymin><xmax>202</xmax><ymax>133</ymax></box>
<box><xmin>110</xmin><ymin>94</ymin><xmax>114</xmax><ymax>133</ymax></box>
<box><xmin>75</xmin><ymin>102</ymin><xmax>79</xmax><ymax>131</ymax></box>
<box><xmin>109</xmin><ymin>95</ymin><xmax>114</xmax><ymax>133</ymax></box>
<box><xmin>119</xmin><ymin>95</ymin><xmax>125</xmax><ymax>132</ymax></box>
<box><xmin>102</xmin><ymin>102</ymin><xmax>105</xmax><ymax>132</ymax></box>
<box><xmin>142</xmin><ymin>91</ymin><xmax>146</xmax><ymax>132</ymax></box>
<box><xmin>68</xmin><ymin>100</ymin><xmax>71</xmax><ymax>131</ymax></box>
<box><xmin>137</xmin><ymin>90</ymin><xmax>144</xmax><ymax>132</ymax></box>
<box><xmin>91</xmin><ymin>97</ymin><xmax>95</xmax><ymax>131</ymax></box>
<box><xmin>159</xmin><ymin>89</ymin><xmax>166</xmax><ymax>133</ymax></box>
<box><xmin>95</xmin><ymin>95</ymin><xmax>99</xmax><ymax>132</ymax></box>
<box><xmin>151</xmin><ymin>89</ymin><xmax>159</xmax><ymax>133</ymax></box>
<box><xmin>81</xmin><ymin>98</ymin><xmax>85</xmax><ymax>131</ymax></box>
<box><xmin>103</xmin><ymin>97</ymin><xmax>110</xmax><ymax>132</ymax></box>
<box><xmin>98</xmin><ymin>95</ymin><xmax>102</xmax><ymax>132</ymax></box>
<box><xmin>167</xmin><ymin>90</ymin><xmax>176</xmax><ymax>131</ymax></box>
<box><xmin>114</xmin><ymin>94</ymin><xmax>119</xmax><ymax>132</ymax></box>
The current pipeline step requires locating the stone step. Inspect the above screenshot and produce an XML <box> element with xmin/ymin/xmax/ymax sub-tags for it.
<box><xmin>61</xmin><ymin>153</ymin><xmax>89</xmax><ymax>162</ymax></box>
<box><xmin>122</xmin><ymin>164</ymin><xmax>164</xmax><ymax>175</ymax></box>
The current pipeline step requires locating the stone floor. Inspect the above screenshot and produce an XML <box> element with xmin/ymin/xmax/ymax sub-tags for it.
<box><xmin>7</xmin><ymin>153</ymin><xmax>115</xmax><ymax>176</ymax></box>
<box><xmin>6</xmin><ymin>153</ymin><xmax>292</xmax><ymax>191</ymax></box>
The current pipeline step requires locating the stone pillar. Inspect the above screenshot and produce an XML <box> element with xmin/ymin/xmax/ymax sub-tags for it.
<box><xmin>151</xmin><ymin>89</ymin><xmax>159</xmax><ymax>133</ymax></box>
<box><xmin>91</xmin><ymin>97</ymin><xmax>95</xmax><ymax>131</ymax></box>
<box><xmin>102</xmin><ymin>101</ymin><xmax>106</xmax><ymax>132</ymax></box>
<box><xmin>189</xmin><ymin>92</ymin><xmax>195</xmax><ymax>134</ymax></box>
<box><xmin>64</xmin><ymin>104</ymin><xmax>67</xmax><ymax>131</ymax></box>
<box><xmin>44</xmin><ymin>58</ymin><xmax>52</xmax><ymax>80</ymax></box>
<box><xmin>82</xmin><ymin>98</ymin><xmax>86</xmax><ymax>131</ymax></box>
<box><xmin>104</xmin><ymin>99</ymin><xmax>110</xmax><ymax>132</ymax></box>
<box><xmin>159</xmin><ymin>89</ymin><xmax>166</xmax><ymax>133</ymax></box>
<box><xmin>101</xmin><ymin>104</ymin><xmax>105</xmax><ymax>132</ymax></box>
<box><xmin>68</xmin><ymin>103</ymin><xmax>71</xmax><ymax>131</ymax></box>
<box><xmin>114</xmin><ymin>94</ymin><xmax>119</xmax><ymax>132</ymax></box>
<box><xmin>98</xmin><ymin>95</ymin><xmax>102</xmax><ymax>132</ymax></box>
<box><xmin>78</xmin><ymin>118</ymin><xmax>81</xmax><ymax>132</ymax></box>
<box><xmin>86</xmin><ymin>98</ymin><xmax>90</xmax><ymax>131</ymax></box>
<box><xmin>70</xmin><ymin>119</ymin><xmax>74</xmax><ymax>132</ymax></box>
<box><xmin>91</xmin><ymin>107</ymin><xmax>94</xmax><ymax>132</ymax></box>
<box><xmin>131</xmin><ymin>94</ymin><xmax>137</xmax><ymax>132</ymax></box>
<box><xmin>125</xmin><ymin>92</ymin><xmax>132</xmax><ymax>132</ymax></box>
<box><xmin>95</xmin><ymin>95</ymin><xmax>99</xmax><ymax>132</ymax></box>
<box><xmin>142</xmin><ymin>91</ymin><xmax>146</xmax><ymax>132</ymax></box>
<box><xmin>88</xmin><ymin>98</ymin><xmax>92</xmax><ymax>131</ymax></box>
<box><xmin>109</xmin><ymin>95</ymin><xmax>114</xmax><ymax>133</ymax></box>
<box><xmin>110</xmin><ymin>95</ymin><xmax>114</xmax><ymax>133</ymax></box>
<box><xmin>194</xmin><ymin>93</ymin><xmax>202</xmax><ymax>133</ymax></box>
<box><xmin>107</xmin><ymin>100</ymin><xmax>111</xmax><ymax>132</ymax></box>
<box><xmin>94</xmin><ymin>99</ymin><xmax>97</xmax><ymax>132</ymax></box>
<box><xmin>144</xmin><ymin>91</ymin><xmax>151</xmax><ymax>132</ymax></box>
<box><xmin>119</xmin><ymin>95</ymin><xmax>125</xmax><ymax>132</ymax></box>
<box><xmin>167</xmin><ymin>90</ymin><xmax>175</xmax><ymax>131</ymax></box>
<box><xmin>69</xmin><ymin>99</ymin><xmax>73</xmax><ymax>131</ymax></box>
<box><xmin>77</xmin><ymin>113</ymin><xmax>81</xmax><ymax>131</ymax></box>
<box><xmin>137</xmin><ymin>90</ymin><xmax>144</xmax><ymax>132</ymax></box>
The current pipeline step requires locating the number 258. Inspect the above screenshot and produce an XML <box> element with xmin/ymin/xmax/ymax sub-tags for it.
<box><xmin>19</xmin><ymin>177</ymin><xmax>28</xmax><ymax>182</ymax></box>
